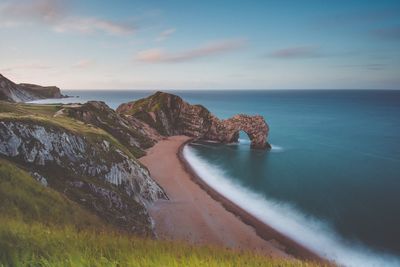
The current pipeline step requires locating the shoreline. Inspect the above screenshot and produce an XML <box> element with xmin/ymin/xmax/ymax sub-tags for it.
<box><xmin>140</xmin><ymin>136</ymin><xmax>326</xmax><ymax>263</ymax></box>
<box><xmin>177</xmin><ymin>138</ymin><xmax>325</xmax><ymax>262</ymax></box>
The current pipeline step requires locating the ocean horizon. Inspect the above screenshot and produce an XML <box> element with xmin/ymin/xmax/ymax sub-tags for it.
<box><xmin>31</xmin><ymin>89</ymin><xmax>400</xmax><ymax>266</ymax></box>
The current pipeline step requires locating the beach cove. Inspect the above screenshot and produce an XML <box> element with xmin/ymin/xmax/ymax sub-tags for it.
<box><xmin>140</xmin><ymin>136</ymin><xmax>323</xmax><ymax>262</ymax></box>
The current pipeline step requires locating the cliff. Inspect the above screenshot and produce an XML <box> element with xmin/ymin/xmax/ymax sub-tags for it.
<box><xmin>0</xmin><ymin>73</ymin><xmax>64</xmax><ymax>102</ymax></box>
<box><xmin>117</xmin><ymin>91</ymin><xmax>270</xmax><ymax>149</ymax></box>
<box><xmin>0</xmin><ymin>101</ymin><xmax>166</xmax><ymax>236</ymax></box>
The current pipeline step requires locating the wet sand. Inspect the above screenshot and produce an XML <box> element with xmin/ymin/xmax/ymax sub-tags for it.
<box><xmin>140</xmin><ymin>135</ymin><xmax>324</xmax><ymax>262</ymax></box>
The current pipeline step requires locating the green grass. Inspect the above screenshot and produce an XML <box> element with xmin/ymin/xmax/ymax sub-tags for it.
<box><xmin>0</xmin><ymin>219</ymin><xmax>319</xmax><ymax>267</ymax></box>
<box><xmin>0</xmin><ymin>158</ymin><xmax>103</xmax><ymax>228</ymax></box>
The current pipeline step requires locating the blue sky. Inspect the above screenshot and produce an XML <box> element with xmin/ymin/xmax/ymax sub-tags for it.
<box><xmin>0</xmin><ymin>0</ymin><xmax>399</xmax><ymax>89</ymax></box>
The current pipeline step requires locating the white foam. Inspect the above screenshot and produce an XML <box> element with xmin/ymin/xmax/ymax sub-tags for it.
<box><xmin>271</xmin><ymin>144</ymin><xmax>284</xmax><ymax>152</ymax></box>
<box><xmin>238</xmin><ymin>138</ymin><xmax>251</xmax><ymax>145</ymax></box>
<box><xmin>183</xmin><ymin>145</ymin><xmax>400</xmax><ymax>267</ymax></box>
<box><xmin>238</xmin><ymin>139</ymin><xmax>284</xmax><ymax>152</ymax></box>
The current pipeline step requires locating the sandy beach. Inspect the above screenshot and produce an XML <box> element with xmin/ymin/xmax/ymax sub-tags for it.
<box><xmin>140</xmin><ymin>136</ymin><xmax>323</xmax><ymax>261</ymax></box>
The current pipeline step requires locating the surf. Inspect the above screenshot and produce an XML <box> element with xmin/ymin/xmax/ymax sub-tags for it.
<box><xmin>183</xmin><ymin>145</ymin><xmax>400</xmax><ymax>267</ymax></box>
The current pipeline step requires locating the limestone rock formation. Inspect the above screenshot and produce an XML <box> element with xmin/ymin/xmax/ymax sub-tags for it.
<box><xmin>117</xmin><ymin>91</ymin><xmax>270</xmax><ymax>149</ymax></box>
<box><xmin>0</xmin><ymin>73</ymin><xmax>64</xmax><ymax>102</ymax></box>
<box><xmin>205</xmin><ymin>114</ymin><xmax>270</xmax><ymax>149</ymax></box>
<box><xmin>0</xmin><ymin>118</ymin><xmax>167</xmax><ymax>235</ymax></box>
<box><xmin>60</xmin><ymin>101</ymin><xmax>163</xmax><ymax>158</ymax></box>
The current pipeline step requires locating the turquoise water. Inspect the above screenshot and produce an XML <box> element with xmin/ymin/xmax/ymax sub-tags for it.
<box><xmin>32</xmin><ymin>90</ymin><xmax>400</xmax><ymax>266</ymax></box>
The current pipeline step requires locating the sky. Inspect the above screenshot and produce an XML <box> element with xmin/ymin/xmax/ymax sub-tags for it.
<box><xmin>0</xmin><ymin>0</ymin><xmax>399</xmax><ymax>90</ymax></box>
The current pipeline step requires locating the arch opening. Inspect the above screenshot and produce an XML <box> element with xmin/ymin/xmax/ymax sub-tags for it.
<box><xmin>237</xmin><ymin>130</ymin><xmax>252</xmax><ymax>145</ymax></box>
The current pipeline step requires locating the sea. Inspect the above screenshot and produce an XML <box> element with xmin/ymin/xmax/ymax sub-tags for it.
<box><xmin>31</xmin><ymin>89</ymin><xmax>400</xmax><ymax>267</ymax></box>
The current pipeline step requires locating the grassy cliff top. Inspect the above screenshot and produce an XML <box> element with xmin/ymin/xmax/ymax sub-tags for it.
<box><xmin>116</xmin><ymin>91</ymin><xmax>177</xmax><ymax>115</ymax></box>
<box><xmin>0</xmin><ymin>101</ymin><xmax>139</xmax><ymax>158</ymax></box>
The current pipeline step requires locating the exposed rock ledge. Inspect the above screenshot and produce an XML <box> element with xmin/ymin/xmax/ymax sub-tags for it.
<box><xmin>0</xmin><ymin>73</ymin><xmax>64</xmax><ymax>102</ymax></box>
<box><xmin>117</xmin><ymin>91</ymin><xmax>270</xmax><ymax>149</ymax></box>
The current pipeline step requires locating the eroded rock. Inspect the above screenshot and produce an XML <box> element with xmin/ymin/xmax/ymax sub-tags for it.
<box><xmin>117</xmin><ymin>91</ymin><xmax>270</xmax><ymax>149</ymax></box>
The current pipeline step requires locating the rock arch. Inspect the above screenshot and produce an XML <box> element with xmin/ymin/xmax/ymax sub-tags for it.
<box><xmin>117</xmin><ymin>92</ymin><xmax>271</xmax><ymax>150</ymax></box>
<box><xmin>205</xmin><ymin>114</ymin><xmax>270</xmax><ymax>149</ymax></box>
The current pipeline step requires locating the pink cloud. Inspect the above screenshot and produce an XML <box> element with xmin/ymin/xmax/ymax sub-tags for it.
<box><xmin>0</xmin><ymin>0</ymin><xmax>65</xmax><ymax>23</ymax></box>
<box><xmin>0</xmin><ymin>0</ymin><xmax>136</xmax><ymax>36</ymax></box>
<box><xmin>53</xmin><ymin>18</ymin><xmax>136</xmax><ymax>35</ymax></box>
<box><xmin>156</xmin><ymin>28</ymin><xmax>176</xmax><ymax>42</ymax></box>
<box><xmin>136</xmin><ymin>39</ymin><xmax>246</xmax><ymax>63</ymax></box>
<box><xmin>270</xmin><ymin>46</ymin><xmax>321</xmax><ymax>58</ymax></box>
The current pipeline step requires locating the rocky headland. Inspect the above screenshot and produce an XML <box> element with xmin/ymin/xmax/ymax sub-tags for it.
<box><xmin>117</xmin><ymin>91</ymin><xmax>270</xmax><ymax>149</ymax></box>
<box><xmin>0</xmin><ymin>73</ymin><xmax>64</xmax><ymax>102</ymax></box>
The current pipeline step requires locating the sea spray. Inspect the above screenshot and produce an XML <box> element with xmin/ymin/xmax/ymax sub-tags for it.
<box><xmin>183</xmin><ymin>145</ymin><xmax>400</xmax><ymax>267</ymax></box>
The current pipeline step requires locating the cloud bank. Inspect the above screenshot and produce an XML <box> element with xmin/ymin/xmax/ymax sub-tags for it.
<box><xmin>136</xmin><ymin>39</ymin><xmax>246</xmax><ymax>63</ymax></box>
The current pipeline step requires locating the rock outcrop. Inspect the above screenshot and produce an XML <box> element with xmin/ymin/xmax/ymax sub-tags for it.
<box><xmin>117</xmin><ymin>91</ymin><xmax>270</xmax><ymax>149</ymax></box>
<box><xmin>0</xmin><ymin>73</ymin><xmax>64</xmax><ymax>102</ymax></box>
<box><xmin>0</xmin><ymin>118</ymin><xmax>167</xmax><ymax>235</ymax></box>
<box><xmin>60</xmin><ymin>101</ymin><xmax>162</xmax><ymax>158</ymax></box>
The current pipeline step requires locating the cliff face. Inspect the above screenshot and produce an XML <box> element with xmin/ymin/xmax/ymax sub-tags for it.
<box><xmin>0</xmin><ymin>74</ymin><xmax>64</xmax><ymax>102</ymax></box>
<box><xmin>0</xmin><ymin>102</ymin><xmax>167</xmax><ymax>236</ymax></box>
<box><xmin>117</xmin><ymin>92</ymin><xmax>270</xmax><ymax>149</ymax></box>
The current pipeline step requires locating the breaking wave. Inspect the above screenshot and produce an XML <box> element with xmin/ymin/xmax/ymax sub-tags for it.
<box><xmin>183</xmin><ymin>145</ymin><xmax>400</xmax><ymax>267</ymax></box>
